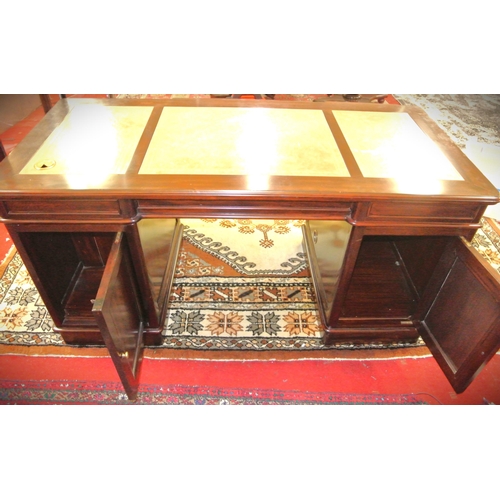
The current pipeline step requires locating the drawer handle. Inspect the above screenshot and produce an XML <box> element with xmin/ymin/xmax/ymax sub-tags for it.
<box><xmin>313</xmin><ymin>230</ymin><xmax>318</xmax><ymax>244</ymax></box>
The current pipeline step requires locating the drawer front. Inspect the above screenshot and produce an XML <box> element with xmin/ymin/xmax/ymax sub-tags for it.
<box><xmin>1</xmin><ymin>199</ymin><xmax>136</xmax><ymax>221</ymax></box>
<box><xmin>366</xmin><ymin>201</ymin><xmax>482</xmax><ymax>223</ymax></box>
<box><xmin>138</xmin><ymin>198</ymin><xmax>354</xmax><ymax>219</ymax></box>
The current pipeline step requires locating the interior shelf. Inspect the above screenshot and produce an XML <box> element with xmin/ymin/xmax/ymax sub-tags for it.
<box><xmin>63</xmin><ymin>266</ymin><xmax>105</xmax><ymax>326</ymax></box>
<box><xmin>340</xmin><ymin>237</ymin><xmax>418</xmax><ymax>321</ymax></box>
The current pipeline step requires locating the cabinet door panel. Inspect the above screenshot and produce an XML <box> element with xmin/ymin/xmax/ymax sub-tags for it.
<box><xmin>419</xmin><ymin>238</ymin><xmax>500</xmax><ymax>393</ymax></box>
<box><xmin>92</xmin><ymin>232</ymin><xmax>144</xmax><ymax>400</ymax></box>
<box><xmin>302</xmin><ymin>220</ymin><xmax>353</xmax><ymax>327</ymax></box>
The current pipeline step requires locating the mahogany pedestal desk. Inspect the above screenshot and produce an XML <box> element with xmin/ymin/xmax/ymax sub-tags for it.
<box><xmin>1</xmin><ymin>98</ymin><xmax>499</xmax><ymax>400</ymax></box>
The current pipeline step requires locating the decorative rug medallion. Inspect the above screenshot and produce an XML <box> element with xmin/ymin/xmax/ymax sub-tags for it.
<box><xmin>182</xmin><ymin>218</ymin><xmax>308</xmax><ymax>275</ymax></box>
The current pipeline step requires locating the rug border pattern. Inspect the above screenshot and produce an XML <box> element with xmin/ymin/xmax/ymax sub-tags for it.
<box><xmin>0</xmin><ymin>380</ymin><xmax>426</xmax><ymax>405</ymax></box>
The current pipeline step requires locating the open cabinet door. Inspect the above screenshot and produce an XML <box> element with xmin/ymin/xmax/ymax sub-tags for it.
<box><xmin>92</xmin><ymin>232</ymin><xmax>144</xmax><ymax>401</ymax></box>
<box><xmin>418</xmin><ymin>237</ymin><xmax>500</xmax><ymax>393</ymax></box>
<box><xmin>302</xmin><ymin>220</ymin><xmax>354</xmax><ymax>329</ymax></box>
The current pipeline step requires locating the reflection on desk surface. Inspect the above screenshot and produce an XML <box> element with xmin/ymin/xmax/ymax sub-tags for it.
<box><xmin>333</xmin><ymin>110</ymin><xmax>464</xmax><ymax>181</ymax></box>
<box><xmin>20</xmin><ymin>104</ymin><xmax>153</xmax><ymax>176</ymax></box>
<box><xmin>19</xmin><ymin>101</ymin><xmax>464</xmax><ymax>184</ymax></box>
<box><xmin>140</xmin><ymin>107</ymin><xmax>349</xmax><ymax>177</ymax></box>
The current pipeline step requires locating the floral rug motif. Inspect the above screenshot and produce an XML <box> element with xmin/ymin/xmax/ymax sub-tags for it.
<box><xmin>470</xmin><ymin>219</ymin><xmax>500</xmax><ymax>273</ymax></box>
<box><xmin>164</xmin><ymin>274</ymin><xmax>322</xmax><ymax>350</ymax></box>
<box><xmin>181</xmin><ymin>218</ymin><xmax>307</xmax><ymax>276</ymax></box>
<box><xmin>0</xmin><ymin>249</ymin><xmax>62</xmax><ymax>346</ymax></box>
<box><xmin>199</xmin><ymin>218</ymin><xmax>306</xmax><ymax>250</ymax></box>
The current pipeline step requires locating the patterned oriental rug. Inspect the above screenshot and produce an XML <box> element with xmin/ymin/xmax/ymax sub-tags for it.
<box><xmin>0</xmin><ymin>355</ymin><xmax>434</xmax><ymax>404</ymax></box>
<box><xmin>394</xmin><ymin>95</ymin><xmax>500</xmax><ymax>150</ymax></box>
<box><xmin>0</xmin><ymin>218</ymin><xmax>419</xmax><ymax>356</ymax></box>
<box><xmin>1</xmin><ymin>217</ymin><xmax>500</xmax><ymax>361</ymax></box>
<box><xmin>0</xmin><ymin>380</ymin><xmax>426</xmax><ymax>405</ymax></box>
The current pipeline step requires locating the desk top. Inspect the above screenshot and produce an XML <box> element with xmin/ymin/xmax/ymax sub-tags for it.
<box><xmin>0</xmin><ymin>98</ymin><xmax>497</xmax><ymax>205</ymax></box>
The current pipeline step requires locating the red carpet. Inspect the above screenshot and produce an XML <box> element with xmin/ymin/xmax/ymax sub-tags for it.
<box><xmin>1</xmin><ymin>352</ymin><xmax>500</xmax><ymax>404</ymax></box>
<box><xmin>0</xmin><ymin>224</ymin><xmax>11</xmax><ymax>264</ymax></box>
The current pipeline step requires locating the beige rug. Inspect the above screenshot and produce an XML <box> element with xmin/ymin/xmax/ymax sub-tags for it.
<box><xmin>2</xmin><ymin>217</ymin><xmax>500</xmax><ymax>361</ymax></box>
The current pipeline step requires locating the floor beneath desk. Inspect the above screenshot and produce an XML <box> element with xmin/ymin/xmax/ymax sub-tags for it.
<box><xmin>1</xmin><ymin>351</ymin><xmax>500</xmax><ymax>404</ymax></box>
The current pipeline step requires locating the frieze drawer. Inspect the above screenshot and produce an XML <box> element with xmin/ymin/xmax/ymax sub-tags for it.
<box><xmin>366</xmin><ymin>201</ymin><xmax>482</xmax><ymax>223</ymax></box>
<box><xmin>1</xmin><ymin>199</ymin><xmax>137</xmax><ymax>221</ymax></box>
<box><xmin>138</xmin><ymin>199</ymin><xmax>354</xmax><ymax>219</ymax></box>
